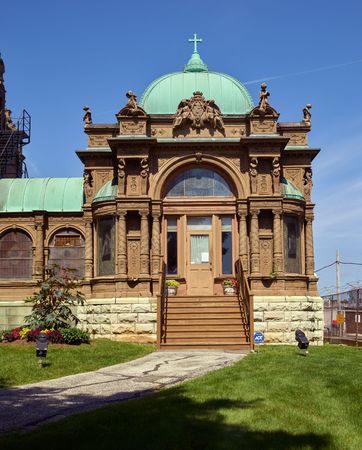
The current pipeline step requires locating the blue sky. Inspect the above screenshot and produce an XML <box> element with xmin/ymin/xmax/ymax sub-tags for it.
<box><xmin>1</xmin><ymin>0</ymin><xmax>362</xmax><ymax>293</ymax></box>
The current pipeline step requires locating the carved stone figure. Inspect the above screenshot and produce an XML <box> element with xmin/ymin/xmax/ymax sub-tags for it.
<box><xmin>117</xmin><ymin>158</ymin><xmax>126</xmax><ymax>195</ymax></box>
<box><xmin>4</xmin><ymin>109</ymin><xmax>16</xmax><ymax>130</ymax></box>
<box><xmin>303</xmin><ymin>103</ymin><xmax>312</xmax><ymax>124</ymax></box>
<box><xmin>140</xmin><ymin>158</ymin><xmax>149</xmax><ymax>178</ymax></box>
<box><xmin>117</xmin><ymin>91</ymin><xmax>147</xmax><ymax>117</ymax></box>
<box><xmin>118</xmin><ymin>158</ymin><xmax>126</xmax><ymax>179</ymax></box>
<box><xmin>83</xmin><ymin>106</ymin><xmax>92</xmax><ymax>127</ymax></box>
<box><xmin>83</xmin><ymin>169</ymin><xmax>93</xmax><ymax>201</ymax></box>
<box><xmin>303</xmin><ymin>168</ymin><xmax>313</xmax><ymax>201</ymax></box>
<box><xmin>140</xmin><ymin>158</ymin><xmax>149</xmax><ymax>195</ymax></box>
<box><xmin>249</xmin><ymin>157</ymin><xmax>258</xmax><ymax>194</ymax></box>
<box><xmin>173</xmin><ymin>91</ymin><xmax>224</xmax><ymax>132</ymax></box>
<box><xmin>259</xmin><ymin>83</ymin><xmax>270</xmax><ymax>112</ymax></box>
<box><xmin>272</xmin><ymin>157</ymin><xmax>281</xmax><ymax>194</ymax></box>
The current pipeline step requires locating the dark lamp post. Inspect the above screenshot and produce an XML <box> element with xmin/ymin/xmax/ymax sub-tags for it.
<box><xmin>36</xmin><ymin>332</ymin><xmax>48</xmax><ymax>367</ymax></box>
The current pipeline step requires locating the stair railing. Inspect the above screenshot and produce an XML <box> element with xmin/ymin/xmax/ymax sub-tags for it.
<box><xmin>157</xmin><ymin>255</ymin><xmax>167</xmax><ymax>347</ymax></box>
<box><xmin>235</xmin><ymin>257</ymin><xmax>254</xmax><ymax>349</ymax></box>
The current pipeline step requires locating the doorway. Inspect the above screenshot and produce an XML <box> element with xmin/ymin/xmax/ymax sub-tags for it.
<box><xmin>186</xmin><ymin>217</ymin><xmax>213</xmax><ymax>295</ymax></box>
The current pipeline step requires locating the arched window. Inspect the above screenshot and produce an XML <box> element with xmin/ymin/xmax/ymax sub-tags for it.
<box><xmin>48</xmin><ymin>229</ymin><xmax>85</xmax><ymax>277</ymax></box>
<box><xmin>165</xmin><ymin>168</ymin><xmax>233</xmax><ymax>197</ymax></box>
<box><xmin>0</xmin><ymin>230</ymin><xmax>33</xmax><ymax>279</ymax></box>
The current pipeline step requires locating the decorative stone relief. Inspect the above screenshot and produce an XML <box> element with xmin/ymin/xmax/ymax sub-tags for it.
<box><xmin>284</xmin><ymin>168</ymin><xmax>303</xmax><ymax>192</ymax></box>
<box><xmin>127</xmin><ymin>239</ymin><xmax>140</xmax><ymax>279</ymax></box>
<box><xmin>173</xmin><ymin>91</ymin><xmax>224</xmax><ymax>133</ymax></box>
<box><xmin>128</xmin><ymin>176</ymin><xmax>140</xmax><ymax>196</ymax></box>
<box><xmin>260</xmin><ymin>238</ymin><xmax>273</xmax><ymax>276</ymax></box>
<box><xmin>116</xmin><ymin>91</ymin><xmax>148</xmax><ymax>135</ymax></box>
<box><xmin>94</xmin><ymin>170</ymin><xmax>112</xmax><ymax>196</ymax></box>
<box><xmin>284</xmin><ymin>133</ymin><xmax>307</xmax><ymax>146</ymax></box>
<box><xmin>88</xmin><ymin>135</ymin><xmax>110</xmax><ymax>147</ymax></box>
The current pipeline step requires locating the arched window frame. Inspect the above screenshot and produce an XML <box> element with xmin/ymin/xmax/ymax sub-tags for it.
<box><xmin>0</xmin><ymin>229</ymin><xmax>33</xmax><ymax>279</ymax></box>
<box><xmin>164</xmin><ymin>167</ymin><xmax>234</xmax><ymax>198</ymax></box>
<box><xmin>47</xmin><ymin>228</ymin><xmax>85</xmax><ymax>278</ymax></box>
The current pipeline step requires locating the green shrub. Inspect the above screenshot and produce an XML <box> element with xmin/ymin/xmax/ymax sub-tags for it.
<box><xmin>59</xmin><ymin>327</ymin><xmax>90</xmax><ymax>345</ymax></box>
<box><xmin>25</xmin><ymin>266</ymin><xmax>85</xmax><ymax>330</ymax></box>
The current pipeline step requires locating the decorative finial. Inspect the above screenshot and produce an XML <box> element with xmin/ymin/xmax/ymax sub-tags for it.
<box><xmin>303</xmin><ymin>103</ymin><xmax>312</xmax><ymax>125</ymax></box>
<box><xmin>188</xmin><ymin>33</ymin><xmax>203</xmax><ymax>53</ymax></box>
<box><xmin>259</xmin><ymin>83</ymin><xmax>270</xmax><ymax>111</ymax></box>
<box><xmin>184</xmin><ymin>34</ymin><xmax>208</xmax><ymax>73</ymax></box>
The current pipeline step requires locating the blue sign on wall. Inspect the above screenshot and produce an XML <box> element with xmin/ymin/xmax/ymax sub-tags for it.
<box><xmin>253</xmin><ymin>331</ymin><xmax>264</xmax><ymax>344</ymax></box>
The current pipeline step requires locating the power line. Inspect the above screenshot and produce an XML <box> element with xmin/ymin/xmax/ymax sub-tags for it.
<box><xmin>315</xmin><ymin>261</ymin><xmax>362</xmax><ymax>273</ymax></box>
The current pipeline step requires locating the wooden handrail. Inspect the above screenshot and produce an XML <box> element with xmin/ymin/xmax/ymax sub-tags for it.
<box><xmin>156</xmin><ymin>255</ymin><xmax>167</xmax><ymax>348</ymax></box>
<box><xmin>235</xmin><ymin>257</ymin><xmax>254</xmax><ymax>350</ymax></box>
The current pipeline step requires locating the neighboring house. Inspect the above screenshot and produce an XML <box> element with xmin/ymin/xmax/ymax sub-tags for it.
<box><xmin>0</xmin><ymin>40</ymin><xmax>323</xmax><ymax>348</ymax></box>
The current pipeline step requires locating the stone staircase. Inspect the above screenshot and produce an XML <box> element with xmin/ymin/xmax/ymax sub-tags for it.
<box><xmin>159</xmin><ymin>295</ymin><xmax>250</xmax><ymax>350</ymax></box>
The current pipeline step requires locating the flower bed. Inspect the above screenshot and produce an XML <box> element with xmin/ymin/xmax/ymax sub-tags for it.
<box><xmin>0</xmin><ymin>326</ymin><xmax>90</xmax><ymax>345</ymax></box>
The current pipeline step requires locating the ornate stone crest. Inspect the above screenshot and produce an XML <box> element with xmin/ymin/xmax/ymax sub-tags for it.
<box><xmin>173</xmin><ymin>91</ymin><xmax>224</xmax><ymax>133</ymax></box>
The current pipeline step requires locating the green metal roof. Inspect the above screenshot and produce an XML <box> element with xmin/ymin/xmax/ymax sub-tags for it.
<box><xmin>140</xmin><ymin>70</ymin><xmax>254</xmax><ymax>115</ymax></box>
<box><xmin>92</xmin><ymin>180</ymin><xmax>117</xmax><ymax>204</ymax></box>
<box><xmin>281</xmin><ymin>177</ymin><xmax>305</xmax><ymax>202</ymax></box>
<box><xmin>0</xmin><ymin>178</ymin><xmax>84</xmax><ymax>212</ymax></box>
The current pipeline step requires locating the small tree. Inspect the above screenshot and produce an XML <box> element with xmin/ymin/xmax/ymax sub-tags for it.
<box><xmin>24</xmin><ymin>266</ymin><xmax>85</xmax><ymax>329</ymax></box>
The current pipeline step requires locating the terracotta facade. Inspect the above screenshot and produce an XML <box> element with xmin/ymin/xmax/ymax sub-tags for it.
<box><xmin>0</xmin><ymin>46</ymin><xmax>323</xmax><ymax>346</ymax></box>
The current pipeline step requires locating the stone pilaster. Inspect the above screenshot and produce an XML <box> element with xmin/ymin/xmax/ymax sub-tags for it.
<box><xmin>237</xmin><ymin>208</ymin><xmax>248</xmax><ymax>272</ymax></box>
<box><xmin>34</xmin><ymin>213</ymin><xmax>45</xmax><ymax>279</ymax></box>
<box><xmin>305</xmin><ymin>216</ymin><xmax>315</xmax><ymax>276</ymax></box>
<box><xmin>272</xmin><ymin>209</ymin><xmax>283</xmax><ymax>274</ymax></box>
<box><xmin>84</xmin><ymin>216</ymin><xmax>93</xmax><ymax>280</ymax></box>
<box><xmin>250</xmin><ymin>209</ymin><xmax>260</xmax><ymax>275</ymax></box>
<box><xmin>151</xmin><ymin>213</ymin><xmax>161</xmax><ymax>276</ymax></box>
<box><xmin>139</xmin><ymin>210</ymin><xmax>150</xmax><ymax>277</ymax></box>
<box><xmin>117</xmin><ymin>211</ymin><xmax>127</xmax><ymax>275</ymax></box>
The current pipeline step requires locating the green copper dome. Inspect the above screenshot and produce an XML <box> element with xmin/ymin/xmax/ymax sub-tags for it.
<box><xmin>140</xmin><ymin>47</ymin><xmax>253</xmax><ymax>115</ymax></box>
<box><xmin>92</xmin><ymin>180</ymin><xmax>117</xmax><ymax>204</ymax></box>
<box><xmin>281</xmin><ymin>177</ymin><xmax>305</xmax><ymax>202</ymax></box>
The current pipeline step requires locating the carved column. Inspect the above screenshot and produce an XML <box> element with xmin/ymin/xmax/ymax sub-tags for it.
<box><xmin>117</xmin><ymin>211</ymin><xmax>127</xmax><ymax>275</ymax></box>
<box><xmin>84</xmin><ymin>217</ymin><xmax>93</xmax><ymax>279</ymax></box>
<box><xmin>272</xmin><ymin>209</ymin><xmax>283</xmax><ymax>274</ymax></box>
<box><xmin>250</xmin><ymin>209</ymin><xmax>260</xmax><ymax>275</ymax></box>
<box><xmin>34</xmin><ymin>214</ymin><xmax>45</xmax><ymax>279</ymax></box>
<box><xmin>305</xmin><ymin>217</ymin><xmax>315</xmax><ymax>276</ymax></box>
<box><xmin>238</xmin><ymin>209</ymin><xmax>248</xmax><ymax>271</ymax></box>
<box><xmin>151</xmin><ymin>213</ymin><xmax>161</xmax><ymax>276</ymax></box>
<box><xmin>139</xmin><ymin>210</ymin><xmax>150</xmax><ymax>277</ymax></box>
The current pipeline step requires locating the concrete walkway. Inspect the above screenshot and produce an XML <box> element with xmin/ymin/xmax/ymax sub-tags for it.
<box><xmin>0</xmin><ymin>350</ymin><xmax>246</xmax><ymax>433</ymax></box>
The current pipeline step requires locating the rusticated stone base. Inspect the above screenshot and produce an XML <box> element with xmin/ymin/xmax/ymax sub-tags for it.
<box><xmin>77</xmin><ymin>297</ymin><xmax>157</xmax><ymax>343</ymax></box>
<box><xmin>253</xmin><ymin>296</ymin><xmax>324</xmax><ymax>345</ymax></box>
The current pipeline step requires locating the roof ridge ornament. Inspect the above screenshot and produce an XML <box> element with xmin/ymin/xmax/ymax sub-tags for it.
<box><xmin>184</xmin><ymin>34</ymin><xmax>208</xmax><ymax>73</ymax></box>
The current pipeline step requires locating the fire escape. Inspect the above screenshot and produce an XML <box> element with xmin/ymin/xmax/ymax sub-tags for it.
<box><xmin>0</xmin><ymin>109</ymin><xmax>31</xmax><ymax>178</ymax></box>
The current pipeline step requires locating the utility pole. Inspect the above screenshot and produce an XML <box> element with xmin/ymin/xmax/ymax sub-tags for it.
<box><xmin>356</xmin><ymin>288</ymin><xmax>360</xmax><ymax>347</ymax></box>
<box><xmin>336</xmin><ymin>249</ymin><xmax>341</xmax><ymax>311</ymax></box>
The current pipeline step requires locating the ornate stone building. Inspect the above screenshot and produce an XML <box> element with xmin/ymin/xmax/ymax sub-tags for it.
<box><xmin>0</xmin><ymin>38</ymin><xmax>323</xmax><ymax>348</ymax></box>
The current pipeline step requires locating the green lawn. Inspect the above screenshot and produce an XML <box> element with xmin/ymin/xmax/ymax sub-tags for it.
<box><xmin>0</xmin><ymin>339</ymin><xmax>155</xmax><ymax>387</ymax></box>
<box><xmin>1</xmin><ymin>345</ymin><xmax>361</xmax><ymax>450</ymax></box>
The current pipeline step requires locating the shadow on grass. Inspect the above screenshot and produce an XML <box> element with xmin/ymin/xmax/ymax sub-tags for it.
<box><xmin>0</xmin><ymin>383</ymin><xmax>332</xmax><ymax>450</ymax></box>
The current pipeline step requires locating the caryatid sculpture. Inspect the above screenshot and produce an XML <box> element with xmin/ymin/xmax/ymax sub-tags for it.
<box><xmin>83</xmin><ymin>106</ymin><xmax>92</xmax><ymax>127</ymax></box>
<box><xmin>303</xmin><ymin>104</ymin><xmax>312</xmax><ymax>125</ymax></box>
<box><xmin>259</xmin><ymin>83</ymin><xmax>270</xmax><ymax>112</ymax></box>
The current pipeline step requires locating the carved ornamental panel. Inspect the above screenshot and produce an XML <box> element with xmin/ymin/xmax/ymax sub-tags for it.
<box><xmin>127</xmin><ymin>238</ymin><xmax>140</xmax><ymax>279</ymax></box>
<box><xmin>260</xmin><ymin>237</ymin><xmax>273</xmax><ymax>276</ymax></box>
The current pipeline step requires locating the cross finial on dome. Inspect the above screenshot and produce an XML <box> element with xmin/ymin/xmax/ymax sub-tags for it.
<box><xmin>188</xmin><ymin>33</ymin><xmax>202</xmax><ymax>54</ymax></box>
<box><xmin>184</xmin><ymin>34</ymin><xmax>208</xmax><ymax>73</ymax></box>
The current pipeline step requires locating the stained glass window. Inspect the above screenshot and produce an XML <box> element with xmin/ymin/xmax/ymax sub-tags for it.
<box><xmin>98</xmin><ymin>217</ymin><xmax>115</xmax><ymax>276</ymax></box>
<box><xmin>284</xmin><ymin>216</ymin><xmax>301</xmax><ymax>273</ymax></box>
<box><xmin>48</xmin><ymin>229</ymin><xmax>85</xmax><ymax>278</ymax></box>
